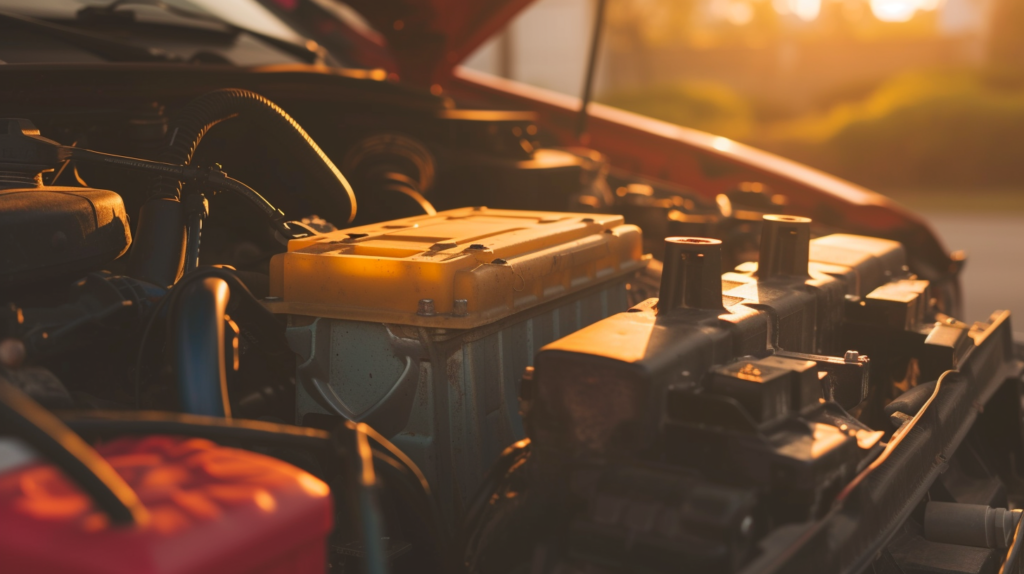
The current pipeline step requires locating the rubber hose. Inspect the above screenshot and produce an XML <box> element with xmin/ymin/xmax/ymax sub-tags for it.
<box><xmin>129</xmin><ymin>88</ymin><xmax>357</xmax><ymax>286</ymax></box>
<box><xmin>168</xmin><ymin>277</ymin><xmax>232</xmax><ymax>418</ymax></box>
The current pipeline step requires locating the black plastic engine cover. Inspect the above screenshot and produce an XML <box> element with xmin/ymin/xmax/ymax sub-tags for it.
<box><xmin>0</xmin><ymin>186</ymin><xmax>131</xmax><ymax>290</ymax></box>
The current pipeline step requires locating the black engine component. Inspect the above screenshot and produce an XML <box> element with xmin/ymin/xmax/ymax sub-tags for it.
<box><xmin>0</xmin><ymin>119</ymin><xmax>131</xmax><ymax>290</ymax></box>
<box><xmin>468</xmin><ymin>213</ymin><xmax>1023</xmax><ymax>574</ymax></box>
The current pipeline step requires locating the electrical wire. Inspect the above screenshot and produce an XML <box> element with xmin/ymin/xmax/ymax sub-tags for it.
<box><xmin>835</xmin><ymin>369</ymin><xmax>956</xmax><ymax>503</ymax></box>
<box><xmin>0</xmin><ymin>380</ymin><xmax>148</xmax><ymax>526</ymax></box>
<box><xmin>749</xmin><ymin>369</ymin><xmax>958</xmax><ymax>574</ymax></box>
<box><xmin>1001</xmin><ymin>512</ymin><xmax>1024</xmax><ymax>574</ymax></box>
<box><xmin>69</xmin><ymin>148</ymin><xmax>285</xmax><ymax>222</ymax></box>
<box><xmin>59</xmin><ymin>409</ymin><xmax>450</xmax><ymax>570</ymax></box>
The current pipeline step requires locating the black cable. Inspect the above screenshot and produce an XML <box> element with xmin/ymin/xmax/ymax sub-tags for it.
<box><xmin>62</xmin><ymin>409</ymin><xmax>331</xmax><ymax>448</ymax></box>
<box><xmin>150</xmin><ymin>88</ymin><xmax>356</xmax><ymax>223</ymax></box>
<box><xmin>0</xmin><ymin>379</ymin><xmax>147</xmax><ymax>526</ymax></box>
<box><xmin>60</xmin><ymin>410</ymin><xmax>448</xmax><ymax>570</ymax></box>
<box><xmin>1001</xmin><ymin>513</ymin><xmax>1024</xmax><ymax>574</ymax></box>
<box><xmin>463</xmin><ymin>438</ymin><xmax>530</xmax><ymax>537</ymax></box>
<box><xmin>69</xmin><ymin>148</ymin><xmax>285</xmax><ymax>222</ymax></box>
<box><xmin>183</xmin><ymin>193</ymin><xmax>208</xmax><ymax>274</ymax></box>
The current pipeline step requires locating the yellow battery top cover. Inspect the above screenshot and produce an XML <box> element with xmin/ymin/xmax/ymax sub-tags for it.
<box><xmin>267</xmin><ymin>207</ymin><xmax>647</xmax><ymax>328</ymax></box>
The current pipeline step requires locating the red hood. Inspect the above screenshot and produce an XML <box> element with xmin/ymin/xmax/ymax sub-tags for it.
<box><xmin>344</xmin><ymin>0</ymin><xmax>534</xmax><ymax>86</ymax></box>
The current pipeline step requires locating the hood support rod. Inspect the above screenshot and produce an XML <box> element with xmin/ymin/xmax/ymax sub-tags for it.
<box><xmin>576</xmin><ymin>0</ymin><xmax>608</xmax><ymax>141</ymax></box>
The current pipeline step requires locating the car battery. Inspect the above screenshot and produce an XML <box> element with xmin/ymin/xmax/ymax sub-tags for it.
<box><xmin>0</xmin><ymin>435</ymin><xmax>333</xmax><ymax>574</ymax></box>
<box><xmin>266</xmin><ymin>207</ymin><xmax>646</xmax><ymax>525</ymax></box>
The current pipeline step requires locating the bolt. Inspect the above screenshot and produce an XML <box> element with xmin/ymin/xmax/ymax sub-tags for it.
<box><xmin>345</xmin><ymin>233</ymin><xmax>368</xmax><ymax>239</ymax></box>
<box><xmin>432</xmin><ymin>241</ymin><xmax>458</xmax><ymax>250</ymax></box>
<box><xmin>417</xmin><ymin>299</ymin><xmax>436</xmax><ymax>316</ymax></box>
<box><xmin>453</xmin><ymin>299</ymin><xmax>469</xmax><ymax>316</ymax></box>
<box><xmin>844</xmin><ymin>350</ymin><xmax>860</xmax><ymax>363</ymax></box>
<box><xmin>491</xmin><ymin>258</ymin><xmax>508</xmax><ymax>265</ymax></box>
<box><xmin>468</xmin><ymin>244</ymin><xmax>486</xmax><ymax>250</ymax></box>
<box><xmin>582</xmin><ymin>217</ymin><xmax>595</xmax><ymax>223</ymax></box>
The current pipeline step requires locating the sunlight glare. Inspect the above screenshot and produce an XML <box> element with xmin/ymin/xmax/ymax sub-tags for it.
<box><xmin>791</xmin><ymin>0</ymin><xmax>822</xmax><ymax>22</ymax></box>
<box><xmin>727</xmin><ymin>1</ymin><xmax>756</xmax><ymax>25</ymax></box>
<box><xmin>870</xmin><ymin>0</ymin><xmax>920</xmax><ymax>22</ymax></box>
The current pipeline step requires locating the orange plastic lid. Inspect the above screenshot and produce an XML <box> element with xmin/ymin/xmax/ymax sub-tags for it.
<box><xmin>268</xmin><ymin>207</ymin><xmax>647</xmax><ymax>328</ymax></box>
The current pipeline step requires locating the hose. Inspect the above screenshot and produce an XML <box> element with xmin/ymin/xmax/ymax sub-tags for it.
<box><xmin>168</xmin><ymin>276</ymin><xmax>232</xmax><ymax>418</ymax></box>
<box><xmin>134</xmin><ymin>267</ymin><xmax>290</xmax><ymax>415</ymax></box>
<box><xmin>126</xmin><ymin>88</ymin><xmax>357</xmax><ymax>286</ymax></box>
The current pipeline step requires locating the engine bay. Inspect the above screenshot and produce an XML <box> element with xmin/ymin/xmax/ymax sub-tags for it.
<box><xmin>1</xmin><ymin>65</ymin><xmax>1023</xmax><ymax>574</ymax></box>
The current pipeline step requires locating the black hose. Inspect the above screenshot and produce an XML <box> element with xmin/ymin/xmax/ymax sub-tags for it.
<box><xmin>134</xmin><ymin>267</ymin><xmax>290</xmax><ymax>413</ymax></box>
<box><xmin>126</xmin><ymin>88</ymin><xmax>357</xmax><ymax>286</ymax></box>
<box><xmin>0</xmin><ymin>379</ymin><xmax>148</xmax><ymax>526</ymax></box>
<box><xmin>168</xmin><ymin>276</ymin><xmax>232</xmax><ymax>418</ymax></box>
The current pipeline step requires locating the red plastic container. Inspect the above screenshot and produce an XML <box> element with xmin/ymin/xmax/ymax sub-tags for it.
<box><xmin>0</xmin><ymin>435</ymin><xmax>333</xmax><ymax>574</ymax></box>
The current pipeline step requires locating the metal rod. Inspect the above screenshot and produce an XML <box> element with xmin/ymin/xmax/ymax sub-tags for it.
<box><xmin>576</xmin><ymin>0</ymin><xmax>608</xmax><ymax>140</ymax></box>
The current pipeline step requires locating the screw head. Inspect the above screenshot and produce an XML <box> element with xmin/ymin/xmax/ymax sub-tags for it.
<box><xmin>453</xmin><ymin>299</ymin><xmax>469</xmax><ymax>316</ymax></box>
<box><xmin>844</xmin><ymin>350</ymin><xmax>860</xmax><ymax>363</ymax></box>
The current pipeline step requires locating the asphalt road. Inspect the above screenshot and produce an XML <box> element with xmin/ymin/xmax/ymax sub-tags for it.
<box><xmin>922</xmin><ymin>212</ymin><xmax>1024</xmax><ymax>335</ymax></box>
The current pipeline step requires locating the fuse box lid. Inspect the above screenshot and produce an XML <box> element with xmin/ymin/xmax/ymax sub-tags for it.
<box><xmin>267</xmin><ymin>207</ymin><xmax>646</xmax><ymax>328</ymax></box>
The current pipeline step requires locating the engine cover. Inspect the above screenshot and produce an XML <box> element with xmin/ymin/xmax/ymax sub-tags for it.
<box><xmin>0</xmin><ymin>187</ymin><xmax>131</xmax><ymax>290</ymax></box>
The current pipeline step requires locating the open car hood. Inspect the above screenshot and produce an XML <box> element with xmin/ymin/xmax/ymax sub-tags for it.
<box><xmin>344</xmin><ymin>0</ymin><xmax>534</xmax><ymax>85</ymax></box>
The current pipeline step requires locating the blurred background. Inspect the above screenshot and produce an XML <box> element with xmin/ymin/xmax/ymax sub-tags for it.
<box><xmin>464</xmin><ymin>0</ymin><xmax>1024</xmax><ymax>325</ymax></box>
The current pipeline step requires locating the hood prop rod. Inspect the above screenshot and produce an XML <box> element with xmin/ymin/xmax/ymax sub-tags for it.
<box><xmin>576</xmin><ymin>0</ymin><xmax>608</xmax><ymax>142</ymax></box>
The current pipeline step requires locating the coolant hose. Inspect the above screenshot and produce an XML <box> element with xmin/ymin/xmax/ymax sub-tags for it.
<box><xmin>169</xmin><ymin>277</ymin><xmax>232</xmax><ymax>418</ymax></box>
<box><xmin>158</xmin><ymin>268</ymin><xmax>291</xmax><ymax>418</ymax></box>
<box><xmin>128</xmin><ymin>88</ymin><xmax>357</xmax><ymax>286</ymax></box>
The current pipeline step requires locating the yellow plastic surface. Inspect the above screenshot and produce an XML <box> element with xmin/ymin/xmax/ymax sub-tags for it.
<box><xmin>267</xmin><ymin>207</ymin><xmax>647</xmax><ymax>328</ymax></box>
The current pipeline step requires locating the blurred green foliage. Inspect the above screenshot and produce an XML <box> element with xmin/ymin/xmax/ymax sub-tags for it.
<box><xmin>601</xmin><ymin>70</ymin><xmax>1024</xmax><ymax>188</ymax></box>
<box><xmin>761</xmin><ymin>69</ymin><xmax>1024</xmax><ymax>187</ymax></box>
<box><xmin>598</xmin><ymin>81</ymin><xmax>755</xmax><ymax>140</ymax></box>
